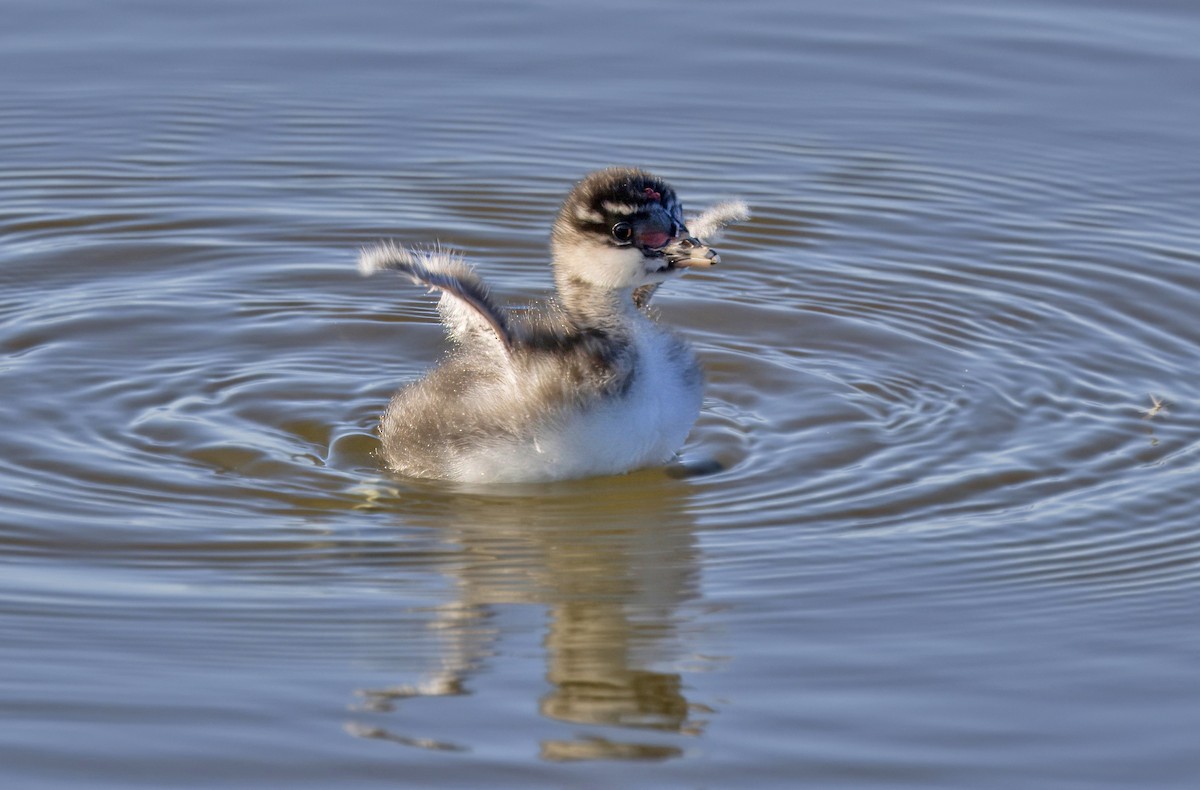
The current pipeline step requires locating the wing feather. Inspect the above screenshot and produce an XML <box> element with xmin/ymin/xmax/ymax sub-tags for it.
<box><xmin>686</xmin><ymin>199</ymin><xmax>751</xmax><ymax>243</ymax></box>
<box><xmin>358</xmin><ymin>242</ymin><xmax>512</xmax><ymax>350</ymax></box>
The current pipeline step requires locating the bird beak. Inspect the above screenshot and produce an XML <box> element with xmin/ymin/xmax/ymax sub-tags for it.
<box><xmin>662</xmin><ymin>235</ymin><xmax>720</xmax><ymax>268</ymax></box>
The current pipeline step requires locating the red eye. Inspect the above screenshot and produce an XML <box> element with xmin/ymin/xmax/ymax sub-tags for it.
<box><xmin>611</xmin><ymin>222</ymin><xmax>633</xmax><ymax>243</ymax></box>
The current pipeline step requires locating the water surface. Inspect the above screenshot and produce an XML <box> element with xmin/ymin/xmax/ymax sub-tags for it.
<box><xmin>3</xmin><ymin>0</ymin><xmax>1200</xmax><ymax>787</ymax></box>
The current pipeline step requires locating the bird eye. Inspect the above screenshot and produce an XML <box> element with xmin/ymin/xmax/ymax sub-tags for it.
<box><xmin>611</xmin><ymin>222</ymin><xmax>633</xmax><ymax>243</ymax></box>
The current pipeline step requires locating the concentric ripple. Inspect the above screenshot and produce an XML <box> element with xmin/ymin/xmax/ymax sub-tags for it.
<box><xmin>4</xmin><ymin>0</ymin><xmax>1200</xmax><ymax>781</ymax></box>
<box><xmin>3</xmin><ymin>117</ymin><xmax>1199</xmax><ymax>600</ymax></box>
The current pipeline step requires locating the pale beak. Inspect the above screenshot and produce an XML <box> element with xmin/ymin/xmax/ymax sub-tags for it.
<box><xmin>662</xmin><ymin>235</ymin><xmax>720</xmax><ymax>268</ymax></box>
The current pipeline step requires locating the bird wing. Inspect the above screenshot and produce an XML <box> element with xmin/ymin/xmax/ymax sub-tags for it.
<box><xmin>632</xmin><ymin>283</ymin><xmax>661</xmax><ymax>310</ymax></box>
<box><xmin>686</xmin><ymin>199</ymin><xmax>751</xmax><ymax>244</ymax></box>
<box><xmin>358</xmin><ymin>242</ymin><xmax>513</xmax><ymax>351</ymax></box>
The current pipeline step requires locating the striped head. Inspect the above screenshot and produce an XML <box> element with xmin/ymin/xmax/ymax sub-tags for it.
<box><xmin>551</xmin><ymin>168</ymin><xmax>719</xmax><ymax>292</ymax></box>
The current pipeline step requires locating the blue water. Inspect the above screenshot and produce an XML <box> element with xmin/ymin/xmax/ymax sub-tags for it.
<box><xmin>3</xmin><ymin>0</ymin><xmax>1199</xmax><ymax>786</ymax></box>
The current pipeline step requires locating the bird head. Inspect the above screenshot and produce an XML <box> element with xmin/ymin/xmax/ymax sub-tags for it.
<box><xmin>551</xmin><ymin>168</ymin><xmax>719</xmax><ymax>293</ymax></box>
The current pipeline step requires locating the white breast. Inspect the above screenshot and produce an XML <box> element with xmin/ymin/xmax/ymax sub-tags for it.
<box><xmin>452</xmin><ymin>319</ymin><xmax>703</xmax><ymax>484</ymax></box>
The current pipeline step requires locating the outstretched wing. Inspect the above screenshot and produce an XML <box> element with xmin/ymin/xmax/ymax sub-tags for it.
<box><xmin>358</xmin><ymin>242</ymin><xmax>513</xmax><ymax>351</ymax></box>
<box><xmin>686</xmin><ymin>199</ymin><xmax>750</xmax><ymax>244</ymax></box>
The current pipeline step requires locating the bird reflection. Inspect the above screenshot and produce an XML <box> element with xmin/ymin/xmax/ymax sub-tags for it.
<box><xmin>346</xmin><ymin>472</ymin><xmax>712</xmax><ymax>760</ymax></box>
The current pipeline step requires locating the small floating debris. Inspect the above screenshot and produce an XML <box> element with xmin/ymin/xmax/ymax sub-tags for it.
<box><xmin>1140</xmin><ymin>393</ymin><xmax>1169</xmax><ymax>419</ymax></box>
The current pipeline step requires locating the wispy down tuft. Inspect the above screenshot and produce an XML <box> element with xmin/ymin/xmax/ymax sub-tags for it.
<box><xmin>688</xmin><ymin>199</ymin><xmax>751</xmax><ymax>243</ymax></box>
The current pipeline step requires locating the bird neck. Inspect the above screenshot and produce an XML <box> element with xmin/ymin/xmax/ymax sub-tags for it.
<box><xmin>555</xmin><ymin>274</ymin><xmax>638</xmax><ymax>335</ymax></box>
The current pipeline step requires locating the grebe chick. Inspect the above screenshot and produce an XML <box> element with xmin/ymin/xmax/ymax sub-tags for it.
<box><xmin>358</xmin><ymin>167</ymin><xmax>749</xmax><ymax>484</ymax></box>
